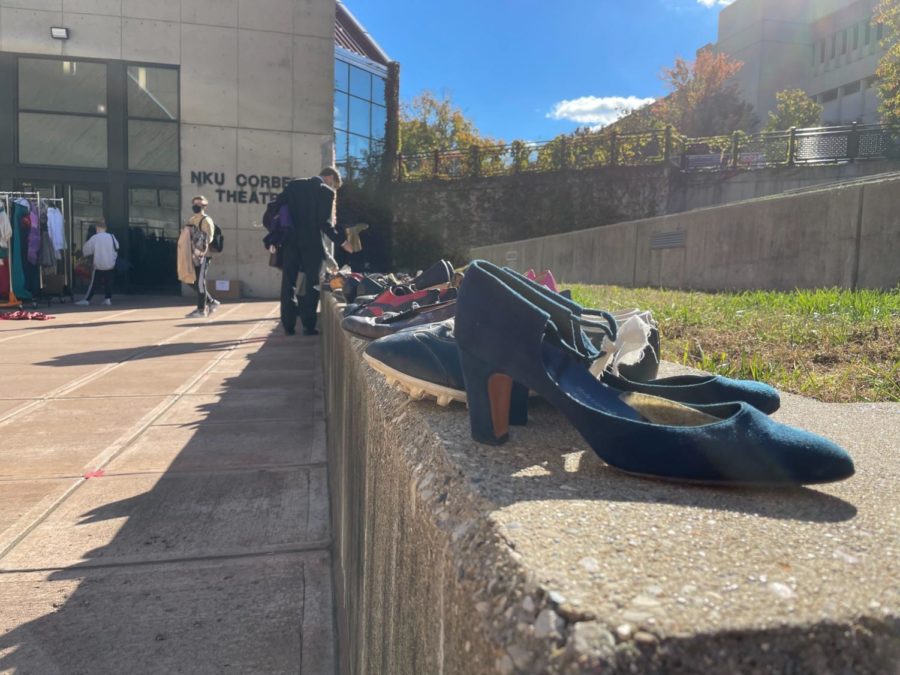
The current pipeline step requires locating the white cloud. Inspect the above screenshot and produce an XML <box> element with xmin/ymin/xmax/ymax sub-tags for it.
<box><xmin>696</xmin><ymin>0</ymin><xmax>735</xmax><ymax>6</ymax></box>
<box><xmin>547</xmin><ymin>95</ymin><xmax>656</xmax><ymax>128</ymax></box>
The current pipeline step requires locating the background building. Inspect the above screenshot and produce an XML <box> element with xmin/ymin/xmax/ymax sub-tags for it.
<box><xmin>0</xmin><ymin>0</ymin><xmax>395</xmax><ymax>299</ymax></box>
<box><xmin>714</xmin><ymin>0</ymin><xmax>885</xmax><ymax>127</ymax></box>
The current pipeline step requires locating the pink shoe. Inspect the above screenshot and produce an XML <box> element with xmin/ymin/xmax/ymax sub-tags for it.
<box><xmin>524</xmin><ymin>269</ymin><xmax>537</xmax><ymax>281</ymax></box>
<box><xmin>536</xmin><ymin>270</ymin><xmax>559</xmax><ymax>292</ymax></box>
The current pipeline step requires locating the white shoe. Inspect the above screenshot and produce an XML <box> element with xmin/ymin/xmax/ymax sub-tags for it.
<box><xmin>102</xmin><ymin>299</ymin><xmax>112</xmax><ymax>306</ymax></box>
<box><xmin>185</xmin><ymin>309</ymin><xmax>205</xmax><ymax>318</ymax></box>
<box><xmin>208</xmin><ymin>299</ymin><xmax>220</xmax><ymax>314</ymax></box>
<box><xmin>75</xmin><ymin>299</ymin><xmax>90</xmax><ymax>306</ymax></box>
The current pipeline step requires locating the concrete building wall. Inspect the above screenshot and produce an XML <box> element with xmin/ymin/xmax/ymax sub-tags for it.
<box><xmin>471</xmin><ymin>174</ymin><xmax>900</xmax><ymax>292</ymax></box>
<box><xmin>714</xmin><ymin>0</ymin><xmax>885</xmax><ymax>126</ymax></box>
<box><xmin>0</xmin><ymin>0</ymin><xmax>336</xmax><ymax>298</ymax></box>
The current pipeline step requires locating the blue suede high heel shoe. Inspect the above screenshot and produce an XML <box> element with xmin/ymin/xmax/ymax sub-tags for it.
<box><xmin>455</xmin><ymin>261</ymin><xmax>854</xmax><ymax>486</ymax></box>
<box><xmin>501</xmin><ymin>267</ymin><xmax>782</xmax><ymax>415</ymax></box>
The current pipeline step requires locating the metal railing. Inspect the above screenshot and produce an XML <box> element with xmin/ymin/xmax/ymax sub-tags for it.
<box><xmin>371</xmin><ymin>122</ymin><xmax>900</xmax><ymax>182</ymax></box>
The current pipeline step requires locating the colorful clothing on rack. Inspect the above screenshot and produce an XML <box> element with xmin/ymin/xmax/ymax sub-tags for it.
<box><xmin>0</xmin><ymin>205</ymin><xmax>11</xmax><ymax>250</ymax></box>
<box><xmin>40</xmin><ymin>230</ymin><xmax>56</xmax><ymax>268</ymax></box>
<box><xmin>47</xmin><ymin>207</ymin><xmax>66</xmax><ymax>253</ymax></box>
<box><xmin>27</xmin><ymin>201</ymin><xmax>41</xmax><ymax>266</ymax></box>
<box><xmin>11</xmin><ymin>201</ymin><xmax>32</xmax><ymax>301</ymax></box>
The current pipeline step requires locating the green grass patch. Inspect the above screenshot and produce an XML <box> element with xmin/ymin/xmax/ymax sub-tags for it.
<box><xmin>566</xmin><ymin>285</ymin><xmax>900</xmax><ymax>403</ymax></box>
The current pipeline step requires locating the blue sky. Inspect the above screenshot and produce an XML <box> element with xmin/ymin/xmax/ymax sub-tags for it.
<box><xmin>346</xmin><ymin>0</ymin><xmax>735</xmax><ymax>143</ymax></box>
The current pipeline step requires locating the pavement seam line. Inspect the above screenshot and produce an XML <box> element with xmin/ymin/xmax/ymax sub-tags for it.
<box><xmin>0</xmin><ymin>541</ymin><xmax>334</xmax><ymax>575</ymax></box>
<box><xmin>0</xmin><ymin>304</ymin><xmax>247</xmax><ymax>427</ymax></box>
<box><xmin>0</xmin><ymin>304</ymin><xmax>280</xmax><ymax>563</ymax></box>
<box><xmin>0</xmin><ymin>309</ymin><xmax>137</xmax><ymax>345</ymax></box>
<box><xmin>0</xmin><ymin>462</ymin><xmax>329</xmax><ymax>483</ymax></box>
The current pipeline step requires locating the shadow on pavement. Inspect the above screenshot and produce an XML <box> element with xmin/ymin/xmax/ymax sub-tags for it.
<box><xmin>0</xmin><ymin>317</ymin><xmax>334</xmax><ymax>673</ymax></box>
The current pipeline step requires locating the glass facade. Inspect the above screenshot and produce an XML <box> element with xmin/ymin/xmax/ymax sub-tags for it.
<box><xmin>127</xmin><ymin>65</ymin><xmax>179</xmax><ymax>172</ymax></box>
<box><xmin>127</xmin><ymin>187</ymin><xmax>181</xmax><ymax>292</ymax></box>
<box><xmin>334</xmin><ymin>50</ymin><xmax>387</xmax><ymax>174</ymax></box>
<box><xmin>3</xmin><ymin>56</ymin><xmax>182</xmax><ymax>293</ymax></box>
<box><xmin>18</xmin><ymin>59</ymin><xmax>109</xmax><ymax>168</ymax></box>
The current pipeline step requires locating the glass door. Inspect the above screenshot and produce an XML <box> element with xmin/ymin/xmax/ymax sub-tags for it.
<box><xmin>127</xmin><ymin>187</ymin><xmax>181</xmax><ymax>294</ymax></box>
<box><xmin>68</xmin><ymin>186</ymin><xmax>106</xmax><ymax>296</ymax></box>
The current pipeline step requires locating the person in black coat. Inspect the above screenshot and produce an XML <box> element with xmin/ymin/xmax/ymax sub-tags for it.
<box><xmin>273</xmin><ymin>167</ymin><xmax>350</xmax><ymax>336</ymax></box>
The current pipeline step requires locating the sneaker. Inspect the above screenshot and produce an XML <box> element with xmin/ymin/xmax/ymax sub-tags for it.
<box><xmin>75</xmin><ymin>299</ymin><xmax>90</xmax><ymax>306</ymax></box>
<box><xmin>102</xmin><ymin>298</ymin><xmax>112</xmax><ymax>306</ymax></box>
<box><xmin>208</xmin><ymin>299</ymin><xmax>220</xmax><ymax>314</ymax></box>
<box><xmin>185</xmin><ymin>309</ymin><xmax>206</xmax><ymax>318</ymax></box>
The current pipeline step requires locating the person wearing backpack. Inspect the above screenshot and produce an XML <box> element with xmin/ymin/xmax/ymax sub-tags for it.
<box><xmin>185</xmin><ymin>195</ymin><xmax>221</xmax><ymax>318</ymax></box>
<box><xmin>75</xmin><ymin>217</ymin><xmax>118</xmax><ymax>306</ymax></box>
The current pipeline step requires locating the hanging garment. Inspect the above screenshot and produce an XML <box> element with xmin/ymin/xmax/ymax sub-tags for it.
<box><xmin>0</xmin><ymin>259</ymin><xmax>9</xmax><ymax>299</ymax></box>
<box><xmin>27</xmin><ymin>201</ymin><xmax>41</xmax><ymax>266</ymax></box>
<box><xmin>177</xmin><ymin>226</ymin><xmax>196</xmax><ymax>284</ymax></box>
<box><xmin>10</xmin><ymin>202</ymin><xmax>31</xmax><ymax>301</ymax></box>
<box><xmin>0</xmin><ymin>206</ymin><xmax>11</xmax><ymax>249</ymax></box>
<box><xmin>47</xmin><ymin>207</ymin><xmax>66</xmax><ymax>252</ymax></box>
<box><xmin>40</xmin><ymin>231</ymin><xmax>56</xmax><ymax>268</ymax></box>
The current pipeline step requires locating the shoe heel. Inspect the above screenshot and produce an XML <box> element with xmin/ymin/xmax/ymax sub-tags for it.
<box><xmin>460</xmin><ymin>349</ymin><xmax>513</xmax><ymax>445</ymax></box>
<box><xmin>509</xmin><ymin>382</ymin><xmax>529</xmax><ymax>426</ymax></box>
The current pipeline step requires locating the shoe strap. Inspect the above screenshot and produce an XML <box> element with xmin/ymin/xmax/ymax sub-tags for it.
<box><xmin>588</xmin><ymin>313</ymin><xmax>654</xmax><ymax>378</ymax></box>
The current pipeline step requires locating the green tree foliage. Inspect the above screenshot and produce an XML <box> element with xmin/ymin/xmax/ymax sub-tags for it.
<box><xmin>653</xmin><ymin>48</ymin><xmax>758</xmax><ymax>136</ymax></box>
<box><xmin>875</xmin><ymin>0</ymin><xmax>900</xmax><ymax>125</ymax></box>
<box><xmin>764</xmin><ymin>89</ymin><xmax>823</xmax><ymax>131</ymax></box>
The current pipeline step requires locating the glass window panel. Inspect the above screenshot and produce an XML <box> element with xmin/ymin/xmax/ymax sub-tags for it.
<box><xmin>335</xmin><ymin>132</ymin><xmax>349</xmax><ymax>162</ymax></box>
<box><xmin>335</xmin><ymin>59</ymin><xmax>349</xmax><ymax>92</ymax></box>
<box><xmin>128</xmin><ymin>120</ymin><xmax>178</xmax><ymax>172</ymax></box>
<box><xmin>19</xmin><ymin>113</ymin><xmax>107</xmax><ymax>167</ymax></box>
<box><xmin>349</xmin><ymin>96</ymin><xmax>370</xmax><ymax>137</ymax></box>
<box><xmin>371</xmin><ymin>104</ymin><xmax>386</xmax><ymax>142</ymax></box>
<box><xmin>372</xmin><ymin>76</ymin><xmax>387</xmax><ymax>107</ymax></box>
<box><xmin>348</xmin><ymin>133</ymin><xmax>370</xmax><ymax>159</ymax></box>
<box><xmin>19</xmin><ymin>58</ymin><xmax>107</xmax><ymax>115</ymax></box>
<box><xmin>349</xmin><ymin>65</ymin><xmax>371</xmax><ymax>99</ymax></box>
<box><xmin>127</xmin><ymin>66</ymin><xmax>178</xmax><ymax>120</ymax></box>
<box><xmin>335</xmin><ymin>90</ymin><xmax>348</xmax><ymax>131</ymax></box>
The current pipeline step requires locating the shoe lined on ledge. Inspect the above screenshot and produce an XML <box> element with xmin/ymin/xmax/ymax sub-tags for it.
<box><xmin>343</xmin><ymin>294</ymin><xmax>458</xmax><ymax>340</ymax></box>
<box><xmin>364</xmin><ymin>305</ymin><xmax>652</xmax><ymax>409</ymax></box>
<box><xmin>412</xmin><ymin>260</ymin><xmax>454</xmax><ymax>291</ymax></box>
<box><xmin>453</xmin><ymin>260</ymin><xmax>853</xmax><ymax>487</ymax></box>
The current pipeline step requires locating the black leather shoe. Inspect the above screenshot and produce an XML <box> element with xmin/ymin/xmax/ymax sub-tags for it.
<box><xmin>411</xmin><ymin>260</ymin><xmax>453</xmax><ymax>290</ymax></box>
<box><xmin>342</xmin><ymin>298</ymin><xmax>457</xmax><ymax>340</ymax></box>
<box><xmin>284</xmin><ymin>326</ymin><xmax>296</xmax><ymax>336</ymax></box>
<box><xmin>363</xmin><ymin>320</ymin><xmax>466</xmax><ymax>406</ymax></box>
<box><xmin>302</xmin><ymin>327</ymin><xmax>319</xmax><ymax>336</ymax></box>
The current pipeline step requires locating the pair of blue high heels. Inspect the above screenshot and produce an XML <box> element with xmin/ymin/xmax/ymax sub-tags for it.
<box><xmin>455</xmin><ymin>261</ymin><xmax>854</xmax><ymax>486</ymax></box>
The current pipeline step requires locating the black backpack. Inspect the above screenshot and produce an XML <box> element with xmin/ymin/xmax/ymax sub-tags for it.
<box><xmin>201</xmin><ymin>216</ymin><xmax>224</xmax><ymax>253</ymax></box>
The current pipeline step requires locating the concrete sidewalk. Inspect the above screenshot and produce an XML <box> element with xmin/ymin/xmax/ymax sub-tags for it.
<box><xmin>0</xmin><ymin>299</ymin><xmax>333</xmax><ymax>674</ymax></box>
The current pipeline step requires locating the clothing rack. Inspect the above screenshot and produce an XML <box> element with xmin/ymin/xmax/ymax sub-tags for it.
<box><xmin>0</xmin><ymin>191</ymin><xmax>41</xmax><ymax>309</ymax></box>
<box><xmin>40</xmin><ymin>197</ymin><xmax>71</xmax><ymax>304</ymax></box>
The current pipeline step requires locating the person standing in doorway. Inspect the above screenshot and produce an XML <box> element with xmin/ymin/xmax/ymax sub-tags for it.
<box><xmin>273</xmin><ymin>167</ymin><xmax>351</xmax><ymax>336</ymax></box>
<box><xmin>186</xmin><ymin>195</ymin><xmax>220</xmax><ymax>318</ymax></box>
<box><xmin>75</xmin><ymin>218</ymin><xmax>118</xmax><ymax>306</ymax></box>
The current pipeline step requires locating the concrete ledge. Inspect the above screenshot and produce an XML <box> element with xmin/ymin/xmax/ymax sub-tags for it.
<box><xmin>322</xmin><ymin>297</ymin><xmax>900</xmax><ymax>674</ymax></box>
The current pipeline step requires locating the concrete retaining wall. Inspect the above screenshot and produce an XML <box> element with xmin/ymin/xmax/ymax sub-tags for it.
<box><xmin>322</xmin><ymin>297</ymin><xmax>899</xmax><ymax>674</ymax></box>
<box><xmin>471</xmin><ymin>174</ymin><xmax>900</xmax><ymax>291</ymax></box>
<box><xmin>391</xmin><ymin>160</ymin><xmax>899</xmax><ymax>270</ymax></box>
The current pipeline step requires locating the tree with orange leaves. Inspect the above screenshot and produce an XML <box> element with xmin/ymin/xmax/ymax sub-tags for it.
<box><xmin>653</xmin><ymin>47</ymin><xmax>758</xmax><ymax>136</ymax></box>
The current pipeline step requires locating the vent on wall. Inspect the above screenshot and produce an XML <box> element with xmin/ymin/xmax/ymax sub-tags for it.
<box><xmin>650</xmin><ymin>231</ymin><xmax>686</xmax><ymax>249</ymax></box>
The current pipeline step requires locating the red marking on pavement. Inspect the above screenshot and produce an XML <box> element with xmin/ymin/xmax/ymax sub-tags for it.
<box><xmin>82</xmin><ymin>469</ymin><xmax>105</xmax><ymax>479</ymax></box>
